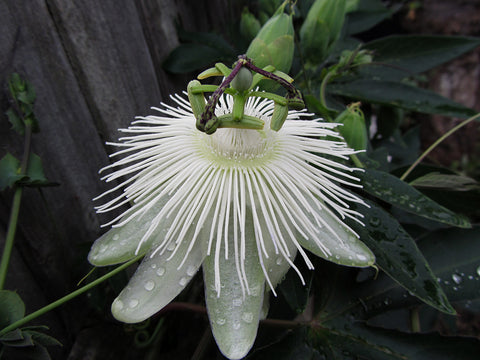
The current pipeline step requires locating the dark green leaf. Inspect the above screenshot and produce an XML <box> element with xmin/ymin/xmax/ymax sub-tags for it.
<box><xmin>325</xmin><ymin>318</ymin><xmax>480</xmax><ymax>360</ymax></box>
<box><xmin>163</xmin><ymin>43</ymin><xmax>233</xmax><ymax>73</ymax></box>
<box><xmin>1</xmin><ymin>332</ymin><xmax>34</xmax><ymax>347</ymax></box>
<box><xmin>362</xmin><ymin>35</ymin><xmax>480</xmax><ymax>80</ymax></box>
<box><xmin>278</xmin><ymin>269</ymin><xmax>313</xmax><ymax>314</ymax></box>
<box><xmin>16</xmin><ymin>81</ymin><xmax>36</xmax><ymax>105</ymax></box>
<box><xmin>23</xmin><ymin>331</ymin><xmax>62</xmax><ymax>347</ymax></box>
<box><xmin>5</xmin><ymin>108</ymin><xmax>25</xmax><ymax>135</ymax></box>
<box><xmin>0</xmin><ymin>153</ymin><xmax>22</xmax><ymax>190</ymax></box>
<box><xmin>2</xmin><ymin>343</ymin><xmax>52</xmax><ymax>360</ymax></box>
<box><xmin>420</xmin><ymin>227</ymin><xmax>480</xmax><ymax>303</ymax></box>
<box><xmin>328</xmin><ymin>79</ymin><xmax>476</xmax><ymax>118</ymax></box>
<box><xmin>21</xmin><ymin>153</ymin><xmax>49</xmax><ymax>187</ymax></box>
<box><xmin>0</xmin><ymin>329</ymin><xmax>23</xmax><ymax>342</ymax></box>
<box><xmin>349</xmin><ymin>200</ymin><xmax>454</xmax><ymax>314</ymax></box>
<box><xmin>339</xmin><ymin>227</ymin><xmax>480</xmax><ymax>320</ymax></box>
<box><xmin>0</xmin><ymin>290</ymin><xmax>25</xmax><ymax>329</ymax></box>
<box><xmin>419</xmin><ymin>188</ymin><xmax>480</xmax><ymax>218</ymax></box>
<box><xmin>361</xmin><ymin>169</ymin><xmax>471</xmax><ymax>228</ymax></box>
<box><xmin>178</xmin><ymin>30</ymin><xmax>235</xmax><ymax>56</ymax></box>
<box><xmin>250</xmin><ymin>327</ymin><xmax>324</xmax><ymax>360</ymax></box>
<box><xmin>346</xmin><ymin>0</ymin><xmax>395</xmax><ymax>35</ymax></box>
<box><xmin>409</xmin><ymin>173</ymin><xmax>479</xmax><ymax>191</ymax></box>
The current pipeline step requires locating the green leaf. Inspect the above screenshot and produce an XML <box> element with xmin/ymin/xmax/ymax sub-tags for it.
<box><xmin>249</xmin><ymin>327</ymin><xmax>325</xmax><ymax>360</ymax></box>
<box><xmin>278</xmin><ymin>269</ymin><xmax>313</xmax><ymax>314</ymax></box>
<box><xmin>330</xmin><ymin>227</ymin><xmax>480</xmax><ymax>324</ymax></box>
<box><xmin>361</xmin><ymin>169</ymin><xmax>471</xmax><ymax>228</ymax></box>
<box><xmin>163</xmin><ymin>43</ymin><xmax>233</xmax><ymax>73</ymax></box>
<box><xmin>178</xmin><ymin>30</ymin><xmax>235</xmax><ymax>57</ymax></box>
<box><xmin>349</xmin><ymin>200</ymin><xmax>455</xmax><ymax>314</ymax></box>
<box><xmin>362</xmin><ymin>35</ymin><xmax>480</xmax><ymax>80</ymax></box>
<box><xmin>0</xmin><ymin>291</ymin><xmax>25</xmax><ymax>329</ymax></box>
<box><xmin>21</xmin><ymin>153</ymin><xmax>49</xmax><ymax>187</ymax></box>
<box><xmin>0</xmin><ymin>153</ymin><xmax>22</xmax><ymax>190</ymax></box>
<box><xmin>0</xmin><ymin>329</ymin><xmax>24</xmax><ymax>342</ymax></box>
<box><xmin>346</xmin><ymin>0</ymin><xmax>395</xmax><ymax>35</ymax></box>
<box><xmin>325</xmin><ymin>318</ymin><xmax>480</xmax><ymax>360</ymax></box>
<box><xmin>328</xmin><ymin>79</ymin><xmax>476</xmax><ymax>118</ymax></box>
<box><xmin>420</xmin><ymin>227</ymin><xmax>480</xmax><ymax>303</ymax></box>
<box><xmin>23</xmin><ymin>330</ymin><xmax>62</xmax><ymax>347</ymax></box>
<box><xmin>5</xmin><ymin>108</ymin><xmax>25</xmax><ymax>135</ymax></box>
<box><xmin>1</xmin><ymin>332</ymin><xmax>34</xmax><ymax>347</ymax></box>
<box><xmin>409</xmin><ymin>172</ymin><xmax>479</xmax><ymax>191</ymax></box>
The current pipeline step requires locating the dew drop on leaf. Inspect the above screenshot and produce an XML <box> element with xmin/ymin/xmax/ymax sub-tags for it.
<box><xmin>452</xmin><ymin>273</ymin><xmax>462</xmax><ymax>285</ymax></box>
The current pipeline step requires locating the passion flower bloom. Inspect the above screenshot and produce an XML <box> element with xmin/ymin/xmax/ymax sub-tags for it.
<box><xmin>88</xmin><ymin>93</ymin><xmax>374</xmax><ymax>359</ymax></box>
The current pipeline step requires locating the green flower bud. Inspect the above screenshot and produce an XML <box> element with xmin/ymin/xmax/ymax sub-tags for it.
<box><xmin>300</xmin><ymin>0</ymin><xmax>346</xmax><ymax>63</ymax></box>
<box><xmin>240</xmin><ymin>8</ymin><xmax>261</xmax><ymax>42</ymax></box>
<box><xmin>246</xmin><ymin>3</ymin><xmax>294</xmax><ymax>73</ymax></box>
<box><xmin>270</xmin><ymin>102</ymin><xmax>289</xmax><ymax>131</ymax></box>
<box><xmin>335</xmin><ymin>103</ymin><xmax>368</xmax><ymax>151</ymax></box>
<box><xmin>187</xmin><ymin>80</ymin><xmax>206</xmax><ymax>121</ymax></box>
<box><xmin>231</xmin><ymin>67</ymin><xmax>253</xmax><ymax>93</ymax></box>
<box><xmin>338</xmin><ymin>49</ymin><xmax>373</xmax><ymax>68</ymax></box>
<box><xmin>345</xmin><ymin>0</ymin><xmax>360</xmax><ymax>13</ymax></box>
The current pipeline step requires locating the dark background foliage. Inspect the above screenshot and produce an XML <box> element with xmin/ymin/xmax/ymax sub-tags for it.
<box><xmin>0</xmin><ymin>0</ymin><xmax>479</xmax><ymax>359</ymax></box>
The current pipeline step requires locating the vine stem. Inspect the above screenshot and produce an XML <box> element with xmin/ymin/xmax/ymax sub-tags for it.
<box><xmin>0</xmin><ymin>188</ymin><xmax>23</xmax><ymax>290</ymax></box>
<box><xmin>158</xmin><ymin>301</ymin><xmax>311</xmax><ymax>329</ymax></box>
<box><xmin>400</xmin><ymin>112</ymin><xmax>480</xmax><ymax>181</ymax></box>
<box><xmin>0</xmin><ymin>121</ymin><xmax>33</xmax><ymax>290</ymax></box>
<box><xmin>0</xmin><ymin>255</ymin><xmax>143</xmax><ymax>336</ymax></box>
<box><xmin>319</xmin><ymin>71</ymin><xmax>335</xmax><ymax>112</ymax></box>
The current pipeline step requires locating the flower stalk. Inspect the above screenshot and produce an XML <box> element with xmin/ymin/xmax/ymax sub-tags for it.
<box><xmin>0</xmin><ymin>120</ymin><xmax>33</xmax><ymax>290</ymax></box>
<box><xmin>0</xmin><ymin>254</ymin><xmax>143</xmax><ymax>336</ymax></box>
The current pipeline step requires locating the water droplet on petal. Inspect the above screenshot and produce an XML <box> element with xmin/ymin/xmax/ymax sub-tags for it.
<box><xmin>216</xmin><ymin>318</ymin><xmax>226</xmax><ymax>325</ymax></box>
<box><xmin>233</xmin><ymin>321</ymin><xmax>241</xmax><ymax>330</ymax></box>
<box><xmin>186</xmin><ymin>265</ymin><xmax>196</xmax><ymax>276</ymax></box>
<box><xmin>167</xmin><ymin>242</ymin><xmax>176</xmax><ymax>251</ymax></box>
<box><xmin>129</xmin><ymin>299</ymin><xmax>139</xmax><ymax>308</ymax></box>
<box><xmin>144</xmin><ymin>281</ymin><xmax>155</xmax><ymax>291</ymax></box>
<box><xmin>452</xmin><ymin>273</ymin><xmax>462</xmax><ymax>285</ymax></box>
<box><xmin>276</xmin><ymin>257</ymin><xmax>283</xmax><ymax>265</ymax></box>
<box><xmin>356</xmin><ymin>254</ymin><xmax>367</xmax><ymax>261</ymax></box>
<box><xmin>179</xmin><ymin>277</ymin><xmax>188</xmax><ymax>286</ymax></box>
<box><xmin>113</xmin><ymin>234</ymin><xmax>119</xmax><ymax>241</ymax></box>
<box><xmin>156</xmin><ymin>267</ymin><xmax>165</xmax><ymax>276</ymax></box>
<box><xmin>242</xmin><ymin>312</ymin><xmax>253</xmax><ymax>323</ymax></box>
<box><xmin>151</xmin><ymin>263</ymin><xmax>157</xmax><ymax>269</ymax></box>
<box><xmin>99</xmin><ymin>244</ymin><xmax>108</xmax><ymax>253</ymax></box>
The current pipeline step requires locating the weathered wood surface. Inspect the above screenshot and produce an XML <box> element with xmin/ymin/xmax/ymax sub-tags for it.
<box><xmin>0</xmin><ymin>0</ymin><xmax>238</xmax><ymax>358</ymax></box>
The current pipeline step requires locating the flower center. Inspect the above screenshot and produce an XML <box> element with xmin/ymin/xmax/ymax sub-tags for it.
<box><xmin>197</xmin><ymin>127</ymin><xmax>279</xmax><ymax>167</ymax></box>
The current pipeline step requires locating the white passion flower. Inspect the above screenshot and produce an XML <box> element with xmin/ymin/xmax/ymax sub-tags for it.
<box><xmin>88</xmin><ymin>93</ymin><xmax>375</xmax><ymax>360</ymax></box>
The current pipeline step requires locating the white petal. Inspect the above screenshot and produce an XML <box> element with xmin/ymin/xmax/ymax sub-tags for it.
<box><xmin>202</xmin><ymin>206</ymin><xmax>266</xmax><ymax>360</ymax></box>
<box><xmin>111</xmin><ymin>226</ymin><xmax>205</xmax><ymax>323</ymax></box>
<box><xmin>88</xmin><ymin>198</ymin><xmax>168</xmax><ymax>266</ymax></box>
<box><xmin>297</xmin><ymin>193</ymin><xmax>375</xmax><ymax>267</ymax></box>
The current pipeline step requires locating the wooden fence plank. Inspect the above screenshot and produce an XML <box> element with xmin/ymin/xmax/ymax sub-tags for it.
<box><xmin>0</xmin><ymin>0</ymin><xmax>239</xmax><ymax>358</ymax></box>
